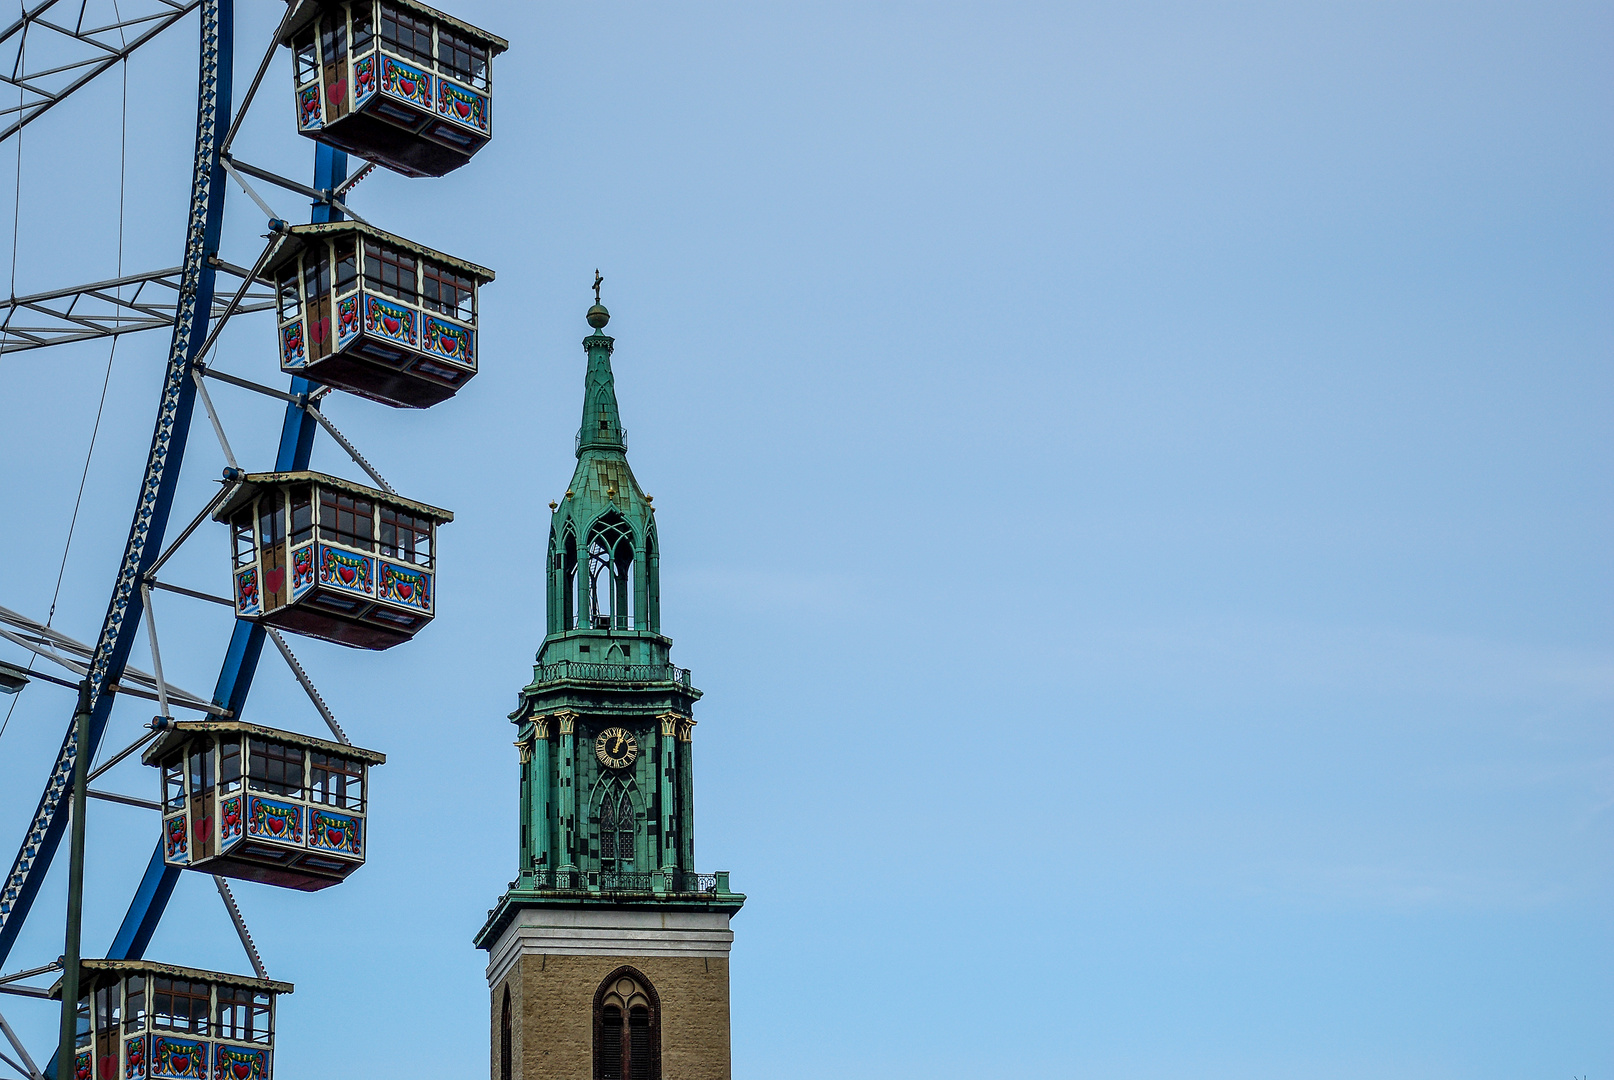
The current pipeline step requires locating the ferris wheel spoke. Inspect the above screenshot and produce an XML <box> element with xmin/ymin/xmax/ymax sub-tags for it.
<box><xmin>141</xmin><ymin>477</ymin><xmax>238</xmax><ymax>581</ymax></box>
<box><xmin>190</xmin><ymin>365</ymin><xmax>238</xmax><ymax>470</ymax></box>
<box><xmin>85</xmin><ymin>789</ymin><xmax>159</xmax><ymax>812</ymax></box>
<box><xmin>211</xmin><ymin>875</ymin><xmax>266</xmax><ymax>979</ymax></box>
<box><xmin>223</xmin><ymin>154</ymin><xmax>371</xmax><ymax>225</ymax></box>
<box><xmin>217</xmin><ymin>0</ymin><xmax>296</xmax><ymax>158</ymax></box>
<box><xmin>303</xmin><ymin>405</ymin><xmax>394</xmax><ymax>494</ymax></box>
<box><xmin>145</xmin><ymin>578</ymin><xmax>231</xmax><ymax>610</ymax></box>
<box><xmin>85</xmin><ymin>728</ymin><xmax>156</xmax><ymax>783</ymax></box>
<box><xmin>0</xmin><ymin>1034</ymin><xmax>43</xmax><ymax>1080</ymax></box>
<box><xmin>266</xmin><ymin>627</ymin><xmax>348</xmax><ymax>747</ymax></box>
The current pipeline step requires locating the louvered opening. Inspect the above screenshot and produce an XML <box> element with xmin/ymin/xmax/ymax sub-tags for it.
<box><xmin>596</xmin><ymin>1005</ymin><xmax>623</xmax><ymax>1080</ymax></box>
<box><xmin>629</xmin><ymin>1005</ymin><xmax>652</xmax><ymax>1080</ymax></box>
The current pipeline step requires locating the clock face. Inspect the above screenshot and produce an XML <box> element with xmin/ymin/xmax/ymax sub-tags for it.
<box><xmin>595</xmin><ymin>727</ymin><xmax>639</xmax><ymax>770</ymax></box>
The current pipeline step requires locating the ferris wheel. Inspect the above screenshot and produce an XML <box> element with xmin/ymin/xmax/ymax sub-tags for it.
<box><xmin>0</xmin><ymin>1</ymin><xmax>505</xmax><ymax>1076</ymax></box>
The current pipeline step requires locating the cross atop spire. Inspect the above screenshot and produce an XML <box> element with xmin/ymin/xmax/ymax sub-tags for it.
<box><xmin>592</xmin><ymin>269</ymin><xmax>603</xmax><ymax>304</ymax></box>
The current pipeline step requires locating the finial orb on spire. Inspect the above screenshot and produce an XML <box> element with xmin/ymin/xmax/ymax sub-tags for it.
<box><xmin>588</xmin><ymin>269</ymin><xmax>610</xmax><ymax>328</ymax></box>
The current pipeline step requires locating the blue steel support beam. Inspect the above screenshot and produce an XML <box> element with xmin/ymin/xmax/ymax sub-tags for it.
<box><xmin>0</xmin><ymin>0</ymin><xmax>233</xmax><ymax>971</ymax></box>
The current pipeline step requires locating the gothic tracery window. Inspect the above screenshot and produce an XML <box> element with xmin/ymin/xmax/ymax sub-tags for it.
<box><xmin>593</xmin><ymin>969</ymin><xmax>658</xmax><ymax>1080</ymax></box>
<box><xmin>597</xmin><ymin>784</ymin><xmax>636</xmax><ymax>869</ymax></box>
<box><xmin>587</xmin><ymin>514</ymin><xmax>634</xmax><ymax>630</ymax></box>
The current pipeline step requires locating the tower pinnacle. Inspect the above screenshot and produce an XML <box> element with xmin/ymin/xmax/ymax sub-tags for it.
<box><xmin>578</xmin><ymin>290</ymin><xmax>623</xmax><ymax>457</ymax></box>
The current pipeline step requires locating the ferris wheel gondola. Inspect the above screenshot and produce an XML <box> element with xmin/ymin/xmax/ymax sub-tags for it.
<box><xmin>0</xmin><ymin>0</ymin><xmax>505</xmax><ymax>1073</ymax></box>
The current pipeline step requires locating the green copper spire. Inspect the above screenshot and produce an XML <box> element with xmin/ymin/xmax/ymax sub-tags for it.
<box><xmin>471</xmin><ymin>286</ymin><xmax>742</xmax><ymax>949</ymax></box>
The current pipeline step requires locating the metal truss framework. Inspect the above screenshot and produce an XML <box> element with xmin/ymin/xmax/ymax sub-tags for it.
<box><xmin>0</xmin><ymin>604</ymin><xmax>217</xmax><ymax>715</ymax></box>
<box><xmin>0</xmin><ymin>0</ymin><xmax>199</xmax><ymax>144</ymax></box>
<box><xmin>0</xmin><ymin>261</ymin><xmax>272</xmax><ymax>354</ymax></box>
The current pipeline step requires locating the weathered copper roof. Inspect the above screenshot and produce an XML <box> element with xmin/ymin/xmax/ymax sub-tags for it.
<box><xmin>141</xmin><ymin>719</ymin><xmax>386</xmax><ymax>768</ymax></box>
<box><xmin>211</xmin><ymin>470</ymin><xmax>454</xmax><ymax>525</ymax></box>
<box><xmin>262</xmin><ymin>221</ymin><xmax>495</xmax><ymax>283</ymax></box>
<box><xmin>51</xmin><ymin>959</ymin><xmax>293</xmax><ymax>999</ymax></box>
<box><xmin>278</xmin><ymin>0</ymin><xmax>509</xmax><ymax>54</ymax></box>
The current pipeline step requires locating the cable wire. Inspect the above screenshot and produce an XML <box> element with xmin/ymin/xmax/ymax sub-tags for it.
<box><xmin>0</xmin><ymin>45</ymin><xmax>129</xmax><ymax>749</ymax></box>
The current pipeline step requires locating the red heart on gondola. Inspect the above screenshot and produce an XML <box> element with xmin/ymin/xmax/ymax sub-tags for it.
<box><xmin>338</xmin><ymin>564</ymin><xmax>356</xmax><ymax>584</ymax></box>
<box><xmin>127</xmin><ymin>1051</ymin><xmax>142</xmax><ymax>1070</ymax></box>
<box><xmin>233</xmin><ymin>1064</ymin><xmax>250</xmax><ymax>1079</ymax></box>
<box><xmin>171</xmin><ymin>1057</ymin><xmax>188</xmax><ymax>1074</ymax></box>
<box><xmin>193</xmin><ymin>816</ymin><xmax>210</xmax><ymax>840</ymax></box>
<box><xmin>396</xmin><ymin>582</ymin><xmax>413</xmax><ymax>600</ymax></box>
<box><xmin>399</xmin><ymin>77</ymin><xmax>416</xmax><ymax>96</ymax></box>
<box><xmin>455</xmin><ymin>100</ymin><xmax>470</xmax><ymax>118</ymax></box>
<box><xmin>100</xmin><ymin>1056</ymin><xmax>115</xmax><ymax>1079</ymax></box>
<box><xmin>327</xmin><ymin>826</ymin><xmax>345</xmax><ymax>846</ymax></box>
<box><xmin>267</xmin><ymin>817</ymin><xmax>284</xmax><ymax>835</ymax></box>
<box><xmin>265</xmin><ymin>568</ymin><xmax>284</xmax><ymax>594</ymax></box>
<box><xmin>326</xmin><ymin>79</ymin><xmax>346</xmax><ymax>106</ymax></box>
<box><xmin>382</xmin><ymin>315</ymin><xmax>400</xmax><ymax>334</ymax></box>
<box><xmin>312</xmin><ymin>317</ymin><xmax>328</xmax><ymax>343</ymax></box>
<box><xmin>439</xmin><ymin>336</ymin><xmax>457</xmax><ymax>354</ymax></box>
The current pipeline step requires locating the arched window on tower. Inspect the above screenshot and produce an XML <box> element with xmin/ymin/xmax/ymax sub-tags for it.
<box><xmin>643</xmin><ymin>527</ymin><xmax>659</xmax><ymax>632</ymax></box>
<box><xmin>593</xmin><ymin>968</ymin><xmax>659</xmax><ymax>1080</ymax></box>
<box><xmin>596</xmin><ymin>782</ymin><xmax>636</xmax><ymax>871</ymax></box>
<box><xmin>560</xmin><ymin>527</ymin><xmax>578</xmax><ymax>629</ymax></box>
<box><xmin>587</xmin><ymin>514</ymin><xmax>634</xmax><ymax>630</ymax></box>
<box><xmin>499</xmin><ymin>985</ymin><xmax>513</xmax><ymax>1080</ymax></box>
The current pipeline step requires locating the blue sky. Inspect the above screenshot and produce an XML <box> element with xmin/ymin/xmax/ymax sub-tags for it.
<box><xmin>0</xmin><ymin>2</ymin><xmax>1608</xmax><ymax>1077</ymax></box>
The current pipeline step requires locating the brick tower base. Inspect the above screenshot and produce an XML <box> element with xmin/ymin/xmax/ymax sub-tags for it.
<box><xmin>486</xmin><ymin>909</ymin><xmax>735</xmax><ymax>1080</ymax></box>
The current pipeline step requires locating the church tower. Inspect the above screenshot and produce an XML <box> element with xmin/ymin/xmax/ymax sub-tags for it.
<box><xmin>476</xmin><ymin>294</ymin><xmax>744</xmax><ymax>1080</ymax></box>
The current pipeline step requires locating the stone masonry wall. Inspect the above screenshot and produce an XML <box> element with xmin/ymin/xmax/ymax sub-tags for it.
<box><xmin>490</xmin><ymin>953</ymin><xmax>731</xmax><ymax>1080</ymax></box>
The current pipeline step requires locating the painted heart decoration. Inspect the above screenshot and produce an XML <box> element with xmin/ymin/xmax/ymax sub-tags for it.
<box><xmin>327</xmin><ymin>826</ymin><xmax>346</xmax><ymax>846</ymax></box>
<box><xmin>399</xmin><ymin>76</ymin><xmax>416</xmax><ymax>96</ymax></box>
<box><xmin>382</xmin><ymin>315</ymin><xmax>400</xmax><ymax>334</ymax></box>
<box><xmin>312</xmin><ymin>317</ymin><xmax>329</xmax><ymax>343</ymax></box>
<box><xmin>455</xmin><ymin>100</ymin><xmax>471</xmax><ymax>118</ymax></box>
<box><xmin>171</xmin><ymin>1057</ymin><xmax>189</xmax><ymax>1074</ymax></box>
<box><xmin>395</xmin><ymin>582</ymin><xmax>413</xmax><ymax>600</ymax></box>
<box><xmin>265</xmin><ymin>568</ymin><xmax>285</xmax><ymax>594</ymax></box>
<box><xmin>440</xmin><ymin>336</ymin><xmax>458</xmax><ymax>354</ymax></box>
<box><xmin>267</xmin><ymin>816</ymin><xmax>284</xmax><ymax>835</ymax></box>
<box><xmin>100</xmin><ymin>1056</ymin><xmax>115</xmax><ymax>1079</ymax></box>
<box><xmin>338</xmin><ymin>564</ymin><xmax>356</xmax><ymax>585</ymax></box>
<box><xmin>192</xmin><ymin>816</ymin><xmax>211</xmax><ymax>840</ymax></box>
<box><xmin>233</xmin><ymin>1063</ymin><xmax>251</xmax><ymax>1079</ymax></box>
<box><xmin>326</xmin><ymin>79</ymin><xmax>346</xmax><ymax>105</ymax></box>
<box><xmin>127</xmin><ymin>1051</ymin><xmax>141</xmax><ymax>1070</ymax></box>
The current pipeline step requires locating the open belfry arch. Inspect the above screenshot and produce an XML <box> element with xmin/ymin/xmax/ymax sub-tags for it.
<box><xmin>476</xmin><ymin>294</ymin><xmax>743</xmax><ymax>1080</ymax></box>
